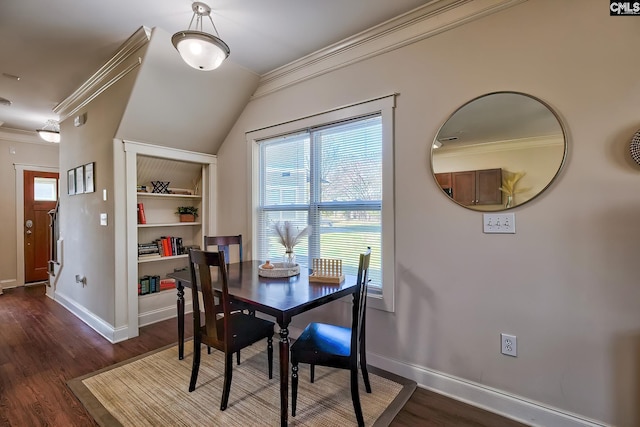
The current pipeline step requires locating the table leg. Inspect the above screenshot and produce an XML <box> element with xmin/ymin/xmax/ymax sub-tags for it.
<box><xmin>278</xmin><ymin>325</ymin><xmax>290</xmax><ymax>427</ymax></box>
<box><xmin>177</xmin><ymin>281</ymin><xmax>185</xmax><ymax>360</ymax></box>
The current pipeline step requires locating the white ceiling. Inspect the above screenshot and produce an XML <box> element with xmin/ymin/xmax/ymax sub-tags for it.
<box><xmin>0</xmin><ymin>0</ymin><xmax>431</xmax><ymax>135</ymax></box>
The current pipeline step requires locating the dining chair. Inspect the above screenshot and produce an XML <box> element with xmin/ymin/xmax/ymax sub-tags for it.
<box><xmin>203</xmin><ymin>235</ymin><xmax>243</xmax><ymax>265</ymax></box>
<box><xmin>203</xmin><ymin>234</ymin><xmax>253</xmax><ymax>364</ymax></box>
<box><xmin>290</xmin><ymin>248</ymin><xmax>372</xmax><ymax>427</ymax></box>
<box><xmin>188</xmin><ymin>249</ymin><xmax>274</xmax><ymax>410</ymax></box>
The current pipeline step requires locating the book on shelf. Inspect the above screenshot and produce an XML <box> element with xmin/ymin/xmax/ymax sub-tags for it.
<box><xmin>161</xmin><ymin>237</ymin><xmax>171</xmax><ymax>257</ymax></box>
<box><xmin>138</xmin><ymin>241</ymin><xmax>160</xmax><ymax>258</ymax></box>
<box><xmin>139</xmin><ymin>276</ymin><xmax>150</xmax><ymax>295</ymax></box>
<box><xmin>138</xmin><ymin>248</ymin><xmax>160</xmax><ymax>255</ymax></box>
<box><xmin>159</xmin><ymin>236</ymin><xmax>185</xmax><ymax>257</ymax></box>
<box><xmin>138</xmin><ymin>275</ymin><xmax>162</xmax><ymax>295</ymax></box>
<box><xmin>138</xmin><ymin>242</ymin><xmax>158</xmax><ymax>249</ymax></box>
<box><xmin>159</xmin><ymin>278</ymin><xmax>176</xmax><ymax>290</ymax></box>
<box><xmin>141</xmin><ymin>236</ymin><xmax>187</xmax><ymax>258</ymax></box>
<box><xmin>155</xmin><ymin>239</ymin><xmax>163</xmax><ymax>255</ymax></box>
<box><xmin>138</xmin><ymin>253</ymin><xmax>161</xmax><ymax>260</ymax></box>
<box><xmin>168</xmin><ymin>188</ymin><xmax>194</xmax><ymax>195</ymax></box>
<box><xmin>137</xmin><ymin>203</ymin><xmax>146</xmax><ymax>224</ymax></box>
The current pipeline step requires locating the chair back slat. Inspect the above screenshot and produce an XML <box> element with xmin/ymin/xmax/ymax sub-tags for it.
<box><xmin>188</xmin><ymin>249</ymin><xmax>230</xmax><ymax>347</ymax></box>
<box><xmin>204</xmin><ymin>235</ymin><xmax>243</xmax><ymax>265</ymax></box>
<box><xmin>352</xmin><ymin>247</ymin><xmax>371</xmax><ymax>362</ymax></box>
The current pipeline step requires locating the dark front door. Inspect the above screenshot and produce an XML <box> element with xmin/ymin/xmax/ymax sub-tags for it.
<box><xmin>24</xmin><ymin>170</ymin><xmax>58</xmax><ymax>283</ymax></box>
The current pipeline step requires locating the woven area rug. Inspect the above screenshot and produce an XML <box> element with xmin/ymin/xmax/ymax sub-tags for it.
<box><xmin>68</xmin><ymin>339</ymin><xmax>415</xmax><ymax>426</ymax></box>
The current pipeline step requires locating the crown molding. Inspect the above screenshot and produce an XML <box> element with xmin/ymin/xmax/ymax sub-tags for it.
<box><xmin>435</xmin><ymin>134</ymin><xmax>565</xmax><ymax>158</ymax></box>
<box><xmin>253</xmin><ymin>0</ymin><xmax>527</xmax><ymax>99</ymax></box>
<box><xmin>54</xmin><ymin>26</ymin><xmax>151</xmax><ymax>121</ymax></box>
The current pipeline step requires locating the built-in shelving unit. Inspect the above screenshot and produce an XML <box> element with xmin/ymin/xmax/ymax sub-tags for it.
<box><xmin>122</xmin><ymin>141</ymin><xmax>217</xmax><ymax>337</ymax></box>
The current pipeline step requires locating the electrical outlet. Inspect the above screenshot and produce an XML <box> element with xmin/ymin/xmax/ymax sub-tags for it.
<box><xmin>501</xmin><ymin>333</ymin><xmax>517</xmax><ymax>357</ymax></box>
<box><xmin>483</xmin><ymin>213</ymin><xmax>515</xmax><ymax>234</ymax></box>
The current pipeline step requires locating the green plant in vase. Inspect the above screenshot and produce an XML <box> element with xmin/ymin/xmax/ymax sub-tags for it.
<box><xmin>176</xmin><ymin>206</ymin><xmax>198</xmax><ymax>222</ymax></box>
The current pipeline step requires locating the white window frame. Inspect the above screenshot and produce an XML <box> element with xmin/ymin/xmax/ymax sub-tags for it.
<box><xmin>246</xmin><ymin>95</ymin><xmax>395</xmax><ymax>312</ymax></box>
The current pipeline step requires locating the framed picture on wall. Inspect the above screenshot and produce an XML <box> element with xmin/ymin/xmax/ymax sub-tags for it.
<box><xmin>84</xmin><ymin>162</ymin><xmax>95</xmax><ymax>193</ymax></box>
<box><xmin>67</xmin><ymin>169</ymin><xmax>75</xmax><ymax>195</ymax></box>
<box><xmin>75</xmin><ymin>165</ymin><xmax>84</xmax><ymax>194</ymax></box>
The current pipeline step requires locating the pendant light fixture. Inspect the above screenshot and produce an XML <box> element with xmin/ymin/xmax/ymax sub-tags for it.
<box><xmin>172</xmin><ymin>2</ymin><xmax>230</xmax><ymax>71</ymax></box>
<box><xmin>37</xmin><ymin>119</ymin><xmax>60</xmax><ymax>143</ymax></box>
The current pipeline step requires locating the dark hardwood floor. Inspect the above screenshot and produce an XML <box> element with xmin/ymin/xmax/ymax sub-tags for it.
<box><xmin>0</xmin><ymin>285</ymin><xmax>528</xmax><ymax>426</ymax></box>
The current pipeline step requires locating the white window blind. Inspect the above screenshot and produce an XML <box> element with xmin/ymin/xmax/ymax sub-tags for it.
<box><xmin>248</xmin><ymin>95</ymin><xmax>395</xmax><ymax>312</ymax></box>
<box><xmin>257</xmin><ymin>114</ymin><xmax>383</xmax><ymax>290</ymax></box>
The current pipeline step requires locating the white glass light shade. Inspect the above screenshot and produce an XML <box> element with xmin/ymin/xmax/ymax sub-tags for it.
<box><xmin>172</xmin><ymin>31</ymin><xmax>230</xmax><ymax>71</ymax></box>
<box><xmin>37</xmin><ymin>129</ymin><xmax>60</xmax><ymax>143</ymax></box>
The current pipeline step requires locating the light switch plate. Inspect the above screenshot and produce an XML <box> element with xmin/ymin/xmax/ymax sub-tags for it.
<box><xmin>100</xmin><ymin>213</ymin><xmax>107</xmax><ymax>226</ymax></box>
<box><xmin>483</xmin><ymin>213</ymin><xmax>515</xmax><ymax>234</ymax></box>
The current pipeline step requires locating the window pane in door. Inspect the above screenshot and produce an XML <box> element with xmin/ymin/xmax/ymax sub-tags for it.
<box><xmin>34</xmin><ymin>177</ymin><xmax>58</xmax><ymax>201</ymax></box>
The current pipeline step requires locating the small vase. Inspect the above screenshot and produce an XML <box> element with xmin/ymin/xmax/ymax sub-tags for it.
<box><xmin>283</xmin><ymin>250</ymin><xmax>296</xmax><ymax>266</ymax></box>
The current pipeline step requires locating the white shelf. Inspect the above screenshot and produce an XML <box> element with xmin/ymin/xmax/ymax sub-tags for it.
<box><xmin>138</xmin><ymin>288</ymin><xmax>178</xmax><ymax>299</ymax></box>
<box><xmin>138</xmin><ymin>254</ymin><xmax>188</xmax><ymax>263</ymax></box>
<box><xmin>123</xmin><ymin>141</ymin><xmax>216</xmax><ymax>336</ymax></box>
<box><xmin>138</xmin><ymin>222</ymin><xmax>201</xmax><ymax>228</ymax></box>
<box><xmin>137</xmin><ymin>193</ymin><xmax>201</xmax><ymax>199</ymax></box>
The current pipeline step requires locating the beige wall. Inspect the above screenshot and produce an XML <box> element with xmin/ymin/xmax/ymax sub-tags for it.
<box><xmin>216</xmin><ymin>1</ymin><xmax>640</xmax><ymax>425</ymax></box>
<box><xmin>0</xmin><ymin>137</ymin><xmax>59</xmax><ymax>289</ymax></box>
<box><xmin>55</xmin><ymin>61</ymin><xmax>139</xmax><ymax>326</ymax></box>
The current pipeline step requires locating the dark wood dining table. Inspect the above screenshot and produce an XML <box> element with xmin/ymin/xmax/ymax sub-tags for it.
<box><xmin>168</xmin><ymin>260</ymin><xmax>359</xmax><ymax>427</ymax></box>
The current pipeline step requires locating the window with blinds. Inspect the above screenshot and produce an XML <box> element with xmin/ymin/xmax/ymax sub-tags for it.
<box><xmin>257</xmin><ymin>114</ymin><xmax>383</xmax><ymax>290</ymax></box>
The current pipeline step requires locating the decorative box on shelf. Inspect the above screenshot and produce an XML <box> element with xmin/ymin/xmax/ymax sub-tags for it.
<box><xmin>258</xmin><ymin>261</ymin><xmax>300</xmax><ymax>278</ymax></box>
<box><xmin>309</xmin><ymin>258</ymin><xmax>345</xmax><ymax>284</ymax></box>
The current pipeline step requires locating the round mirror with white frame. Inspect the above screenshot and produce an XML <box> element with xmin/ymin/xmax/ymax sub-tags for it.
<box><xmin>431</xmin><ymin>91</ymin><xmax>567</xmax><ymax>211</ymax></box>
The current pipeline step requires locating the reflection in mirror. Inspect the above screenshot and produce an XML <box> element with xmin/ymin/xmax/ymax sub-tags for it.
<box><xmin>431</xmin><ymin>92</ymin><xmax>566</xmax><ymax>211</ymax></box>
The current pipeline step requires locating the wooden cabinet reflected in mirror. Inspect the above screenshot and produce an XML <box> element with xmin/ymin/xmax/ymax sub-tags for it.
<box><xmin>431</xmin><ymin>92</ymin><xmax>567</xmax><ymax>211</ymax></box>
<box><xmin>436</xmin><ymin>168</ymin><xmax>502</xmax><ymax>206</ymax></box>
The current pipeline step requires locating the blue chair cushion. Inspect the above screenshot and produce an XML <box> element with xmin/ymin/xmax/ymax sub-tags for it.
<box><xmin>293</xmin><ymin>322</ymin><xmax>351</xmax><ymax>358</ymax></box>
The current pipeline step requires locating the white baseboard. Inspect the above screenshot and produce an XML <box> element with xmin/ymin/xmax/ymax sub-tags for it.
<box><xmin>112</xmin><ymin>326</ymin><xmax>131</xmax><ymax>343</ymax></box>
<box><xmin>366</xmin><ymin>351</ymin><xmax>608</xmax><ymax>427</ymax></box>
<box><xmin>54</xmin><ymin>291</ymin><xmax>120</xmax><ymax>343</ymax></box>
<box><xmin>1</xmin><ymin>279</ymin><xmax>18</xmax><ymax>289</ymax></box>
<box><xmin>54</xmin><ymin>291</ymin><xmax>194</xmax><ymax>343</ymax></box>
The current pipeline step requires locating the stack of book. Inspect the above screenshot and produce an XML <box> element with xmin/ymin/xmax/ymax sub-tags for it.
<box><xmin>157</xmin><ymin>236</ymin><xmax>185</xmax><ymax>257</ymax></box>
<box><xmin>160</xmin><ymin>278</ymin><xmax>176</xmax><ymax>291</ymax></box>
<box><xmin>138</xmin><ymin>237</ymin><xmax>185</xmax><ymax>260</ymax></box>
<box><xmin>138</xmin><ymin>242</ymin><xmax>161</xmax><ymax>259</ymax></box>
<box><xmin>138</xmin><ymin>275</ymin><xmax>159</xmax><ymax>295</ymax></box>
<box><xmin>138</xmin><ymin>276</ymin><xmax>177</xmax><ymax>295</ymax></box>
